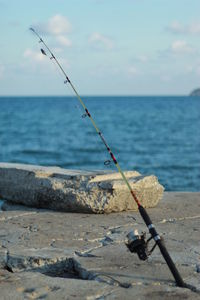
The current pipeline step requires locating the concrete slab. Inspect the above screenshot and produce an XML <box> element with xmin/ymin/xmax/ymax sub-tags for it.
<box><xmin>0</xmin><ymin>192</ymin><xmax>200</xmax><ymax>299</ymax></box>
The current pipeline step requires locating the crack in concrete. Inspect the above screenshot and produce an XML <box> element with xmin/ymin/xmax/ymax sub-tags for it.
<box><xmin>0</xmin><ymin>212</ymin><xmax>37</xmax><ymax>222</ymax></box>
<box><xmin>86</xmin><ymin>288</ymin><xmax>118</xmax><ymax>300</ymax></box>
<box><xmin>2</xmin><ymin>252</ymin><xmax>132</xmax><ymax>290</ymax></box>
<box><xmin>2</xmin><ymin>249</ymin><xmax>200</xmax><ymax>294</ymax></box>
<box><xmin>159</xmin><ymin>215</ymin><xmax>200</xmax><ymax>224</ymax></box>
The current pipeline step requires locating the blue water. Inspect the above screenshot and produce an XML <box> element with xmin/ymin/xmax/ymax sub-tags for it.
<box><xmin>0</xmin><ymin>96</ymin><xmax>199</xmax><ymax>191</ymax></box>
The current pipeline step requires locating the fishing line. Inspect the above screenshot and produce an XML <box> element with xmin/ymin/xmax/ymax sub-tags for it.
<box><xmin>30</xmin><ymin>27</ymin><xmax>186</xmax><ymax>288</ymax></box>
<box><xmin>36</xmin><ymin>36</ymin><xmax>111</xmax><ymax>168</ymax></box>
<box><xmin>73</xmin><ymin>97</ymin><xmax>111</xmax><ymax>168</ymax></box>
<box><xmin>63</xmin><ymin>79</ymin><xmax>112</xmax><ymax>169</ymax></box>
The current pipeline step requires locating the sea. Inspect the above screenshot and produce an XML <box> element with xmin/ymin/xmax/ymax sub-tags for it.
<box><xmin>0</xmin><ymin>96</ymin><xmax>199</xmax><ymax>191</ymax></box>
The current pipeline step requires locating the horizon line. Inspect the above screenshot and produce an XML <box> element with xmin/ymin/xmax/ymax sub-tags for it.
<box><xmin>0</xmin><ymin>94</ymin><xmax>192</xmax><ymax>98</ymax></box>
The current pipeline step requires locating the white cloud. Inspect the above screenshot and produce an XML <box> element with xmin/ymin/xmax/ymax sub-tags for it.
<box><xmin>35</xmin><ymin>14</ymin><xmax>72</xmax><ymax>36</ymax></box>
<box><xmin>89</xmin><ymin>32</ymin><xmax>114</xmax><ymax>50</ymax></box>
<box><xmin>185</xmin><ymin>65</ymin><xmax>194</xmax><ymax>73</ymax></box>
<box><xmin>181</xmin><ymin>63</ymin><xmax>200</xmax><ymax>75</ymax></box>
<box><xmin>160</xmin><ymin>75</ymin><xmax>171</xmax><ymax>82</ymax></box>
<box><xmin>32</xmin><ymin>15</ymin><xmax>72</xmax><ymax>48</ymax></box>
<box><xmin>53</xmin><ymin>47</ymin><xmax>63</xmax><ymax>54</ymax></box>
<box><xmin>137</xmin><ymin>55</ymin><xmax>148</xmax><ymax>63</ymax></box>
<box><xmin>23</xmin><ymin>48</ymin><xmax>46</xmax><ymax>62</ymax></box>
<box><xmin>128</xmin><ymin>66</ymin><xmax>140</xmax><ymax>76</ymax></box>
<box><xmin>57</xmin><ymin>58</ymin><xmax>70</xmax><ymax>70</ymax></box>
<box><xmin>23</xmin><ymin>48</ymin><xmax>70</xmax><ymax>72</ymax></box>
<box><xmin>167</xmin><ymin>21</ymin><xmax>185</xmax><ymax>34</ymax></box>
<box><xmin>56</xmin><ymin>35</ymin><xmax>72</xmax><ymax>47</ymax></box>
<box><xmin>47</xmin><ymin>15</ymin><xmax>71</xmax><ymax>35</ymax></box>
<box><xmin>0</xmin><ymin>63</ymin><xmax>5</xmax><ymax>79</ymax></box>
<box><xmin>167</xmin><ymin>21</ymin><xmax>200</xmax><ymax>35</ymax></box>
<box><xmin>196</xmin><ymin>66</ymin><xmax>200</xmax><ymax>76</ymax></box>
<box><xmin>181</xmin><ymin>64</ymin><xmax>200</xmax><ymax>76</ymax></box>
<box><xmin>170</xmin><ymin>40</ymin><xmax>195</xmax><ymax>54</ymax></box>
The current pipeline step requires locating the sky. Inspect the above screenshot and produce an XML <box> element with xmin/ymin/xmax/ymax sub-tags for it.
<box><xmin>0</xmin><ymin>0</ymin><xmax>200</xmax><ymax>96</ymax></box>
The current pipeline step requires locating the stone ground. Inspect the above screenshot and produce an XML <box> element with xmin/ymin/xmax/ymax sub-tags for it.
<box><xmin>0</xmin><ymin>192</ymin><xmax>200</xmax><ymax>299</ymax></box>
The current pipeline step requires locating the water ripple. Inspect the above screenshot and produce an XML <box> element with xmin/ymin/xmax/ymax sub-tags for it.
<box><xmin>0</xmin><ymin>96</ymin><xmax>199</xmax><ymax>191</ymax></box>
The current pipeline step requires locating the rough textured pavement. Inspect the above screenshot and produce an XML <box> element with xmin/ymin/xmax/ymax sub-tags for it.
<box><xmin>0</xmin><ymin>192</ymin><xmax>200</xmax><ymax>299</ymax></box>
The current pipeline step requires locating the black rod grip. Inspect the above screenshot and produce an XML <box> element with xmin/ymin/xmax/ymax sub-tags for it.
<box><xmin>157</xmin><ymin>239</ymin><xmax>186</xmax><ymax>287</ymax></box>
<box><xmin>138</xmin><ymin>205</ymin><xmax>186</xmax><ymax>287</ymax></box>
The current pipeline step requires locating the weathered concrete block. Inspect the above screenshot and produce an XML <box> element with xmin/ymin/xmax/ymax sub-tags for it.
<box><xmin>0</xmin><ymin>163</ymin><xmax>164</xmax><ymax>213</ymax></box>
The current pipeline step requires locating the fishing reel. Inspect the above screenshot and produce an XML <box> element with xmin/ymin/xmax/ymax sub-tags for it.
<box><xmin>125</xmin><ymin>229</ymin><xmax>157</xmax><ymax>261</ymax></box>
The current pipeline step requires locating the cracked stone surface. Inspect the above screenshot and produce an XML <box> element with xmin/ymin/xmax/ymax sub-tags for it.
<box><xmin>0</xmin><ymin>163</ymin><xmax>164</xmax><ymax>213</ymax></box>
<box><xmin>0</xmin><ymin>192</ymin><xmax>200</xmax><ymax>299</ymax></box>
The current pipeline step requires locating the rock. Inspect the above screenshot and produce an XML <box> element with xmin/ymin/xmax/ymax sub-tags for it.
<box><xmin>0</xmin><ymin>163</ymin><xmax>164</xmax><ymax>213</ymax></box>
<box><xmin>190</xmin><ymin>88</ymin><xmax>200</xmax><ymax>96</ymax></box>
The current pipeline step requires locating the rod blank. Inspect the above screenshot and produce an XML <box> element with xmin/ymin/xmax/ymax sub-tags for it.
<box><xmin>30</xmin><ymin>28</ymin><xmax>186</xmax><ymax>288</ymax></box>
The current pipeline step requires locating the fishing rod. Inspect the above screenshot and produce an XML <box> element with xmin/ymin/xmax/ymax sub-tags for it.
<box><xmin>30</xmin><ymin>27</ymin><xmax>186</xmax><ymax>288</ymax></box>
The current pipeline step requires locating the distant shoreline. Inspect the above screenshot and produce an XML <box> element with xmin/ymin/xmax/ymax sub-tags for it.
<box><xmin>190</xmin><ymin>88</ymin><xmax>200</xmax><ymax>96</ymax></box>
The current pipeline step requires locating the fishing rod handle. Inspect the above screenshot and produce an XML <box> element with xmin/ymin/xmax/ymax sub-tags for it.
<box><xmin>157</xmin><ymin>239</ymin><xmax>186</xmax><ymax>287</ymax></box>
<box><xmin>138</xmin><ymin>205</ymin><xmax>186</xmax><ymax>287</ymax></box>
